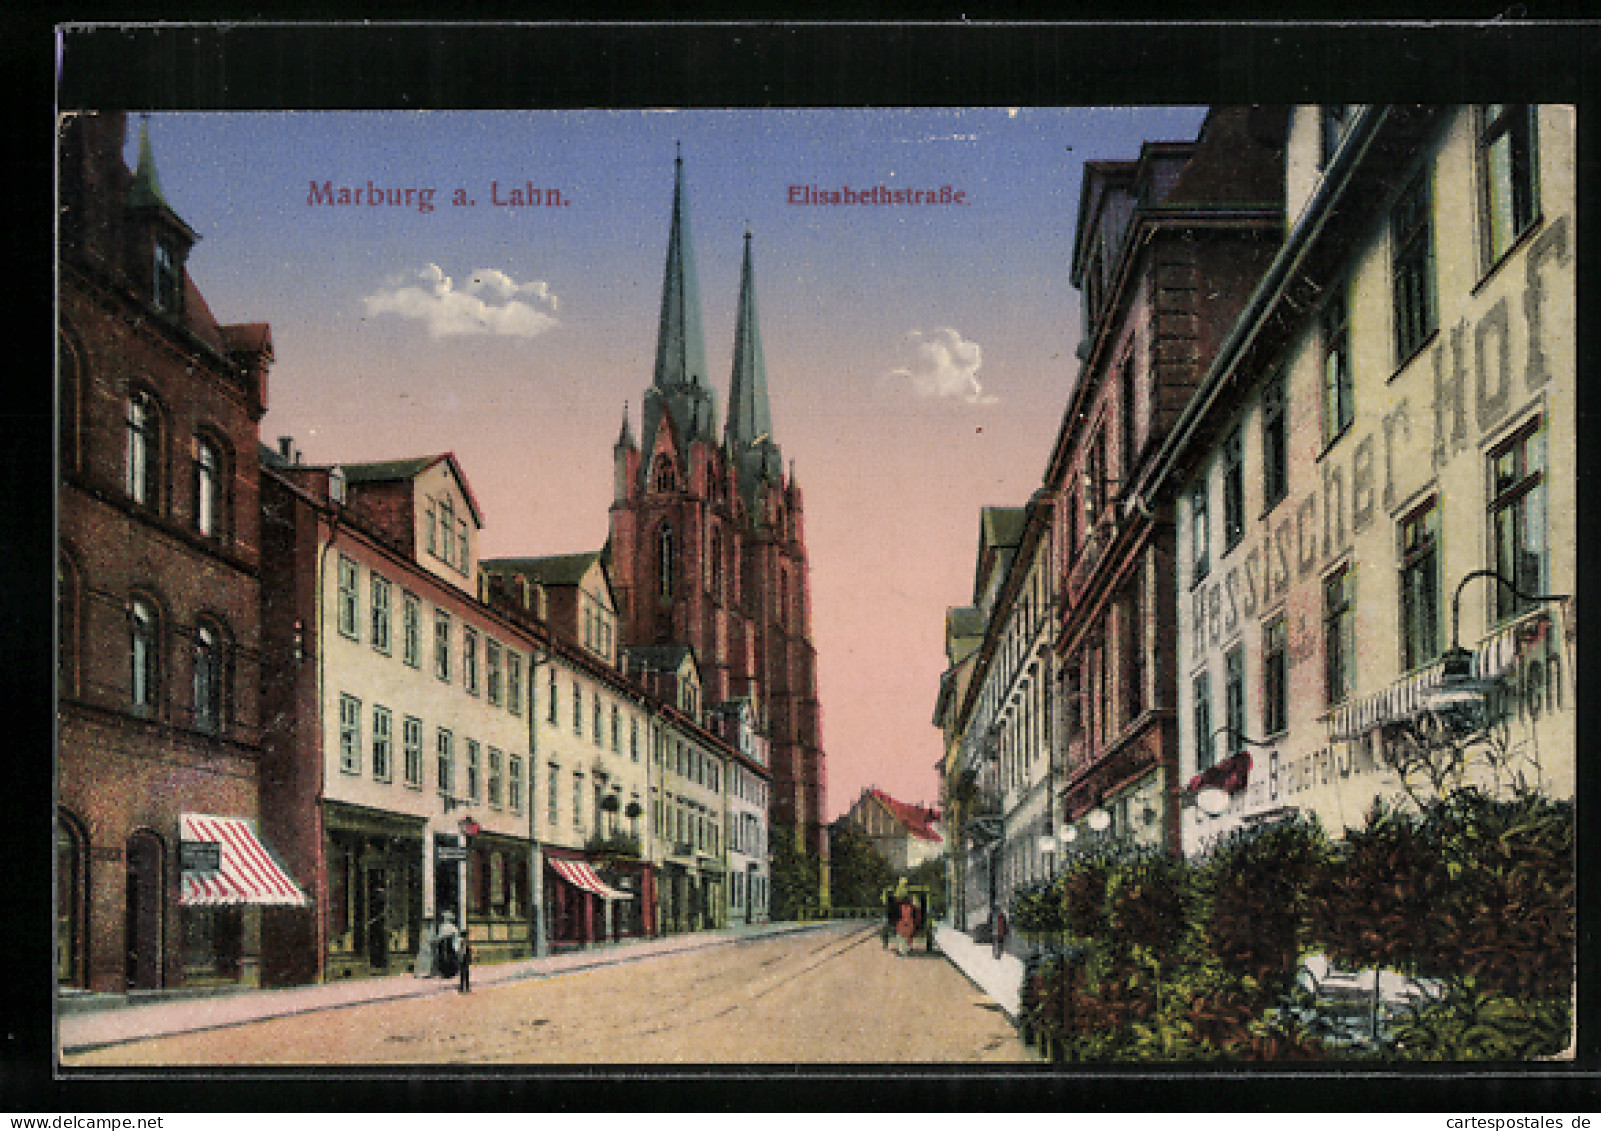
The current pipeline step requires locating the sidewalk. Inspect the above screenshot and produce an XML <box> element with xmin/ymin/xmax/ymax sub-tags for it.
<box><xmin>58</xmin><ymin>919</ymin><xmax>840</xmax><ymax>1055</ymax></box>
<box><xmin>934</xmin><ymin>922</ymin><xmax>1024</xmax><ymax>1022</ymax></box>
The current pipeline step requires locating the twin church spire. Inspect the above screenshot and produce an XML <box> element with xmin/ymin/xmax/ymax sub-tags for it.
<box><xmin>637</xmin><ymin>149</ymin><xmax>781</xmax><ymax>499</ymax></box>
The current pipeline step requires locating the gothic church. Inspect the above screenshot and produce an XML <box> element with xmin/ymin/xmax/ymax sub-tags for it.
<box><xmin>608</xmin><ymin>154</ymin><xmax>829</xmax><ymax>859</ymax></box>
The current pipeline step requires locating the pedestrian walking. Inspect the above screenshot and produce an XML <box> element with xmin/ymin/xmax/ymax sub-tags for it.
<box><xmin>896</xmin><ymin>898</ymin><xmax>916</xmax><ymax>957</ymax></box>
<box><xmin>435</xmin><ymin>910</ymin><xmax>461</xmax><ymax>982</ymax></box>
<box><xmin>992</xmin><ymin>909</ymin><xmax>1008</xmax><ymax>960</ymax></box>
<box><xmin>457</xmin><ymin>934</ymin><xmax>471</xmax><ymax>994</ymax></box>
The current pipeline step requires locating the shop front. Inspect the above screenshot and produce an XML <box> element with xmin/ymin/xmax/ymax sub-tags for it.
<box><xmin>324</xmin><ymin>803</ymin><xmax>425</xmax><ymax>980</ymax></box>
<box><xmin>543</xmin><ymin>847</ymin><xmax>634</xmax><ymax>948</ymax></box>
<box><xmin>177</xmin><ymin>812</ymin><xmax>309</xmax><ymax>988</ymax></box>
<box><xmin>465</xmin><ymin>832</ymin><xmax>533</xmax><ymax>964</ymax></box>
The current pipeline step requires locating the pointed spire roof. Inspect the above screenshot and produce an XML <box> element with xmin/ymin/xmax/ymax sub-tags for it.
<box><xmin>643</xmin><ymin>147</ymin><xmax>717</xmax><ymax>459</ymax></box>
<box><xmin>726</xmin><ymin>228</ymin><xmax>774</xmax><ymax>449</ymax></box>
<box><xmin>126</xmin><ymin>118</ymin><xmax>167</xmax><ymax>209</ymax></box>
<box><xmin>727</xmin><ymin>230</ymin><xmax>783</xmax><ymax>504</ymax></box>
<box><xmin>616</xmin><ymin>403</ymin><xmax>636</xmax><ymax>450</ymax></box>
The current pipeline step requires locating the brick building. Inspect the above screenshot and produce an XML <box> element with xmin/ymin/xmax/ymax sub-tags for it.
<box><xmin>1044</xmin><ymin>107</ymin><xmax>1288</xmax><ymax>855</ymax></box>
<box><xmin>57</xmin><ymin>113</ymin><xmax>302</xmax><ymax>992</ymax></box>
<box><xmin>608</xmin><ymin>154</ymin><xmax>828</xmax><ymax>869</ymax></box>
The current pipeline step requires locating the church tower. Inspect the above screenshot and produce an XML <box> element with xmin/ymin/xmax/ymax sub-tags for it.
<box><xmin>609</xmin><ymin>155</ymin><xmax>828</xmax><ymax>859</ymax></box>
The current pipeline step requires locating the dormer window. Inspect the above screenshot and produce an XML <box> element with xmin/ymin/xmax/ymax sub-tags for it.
<box><xmin>153</xmin><ymin>239</ymin><xmax>181</xmax><ymax>314</ymax></box>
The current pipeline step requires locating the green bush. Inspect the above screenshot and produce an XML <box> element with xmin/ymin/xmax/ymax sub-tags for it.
<box><xmin>1390</xmin><ymin>986</ymin><xmax>1571</xmax><ymax>1060</ymax></box>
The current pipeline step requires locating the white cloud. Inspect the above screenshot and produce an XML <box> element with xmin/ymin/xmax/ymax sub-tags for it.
<box><xmin>887</xmin><ymin>327</ymin><xmax>995</xmax><ymax>404</ymax></box>
<box><xmin>363</xmin><ymin>264</ymin><xmax>560</xmax><ymax>339</ymax></box>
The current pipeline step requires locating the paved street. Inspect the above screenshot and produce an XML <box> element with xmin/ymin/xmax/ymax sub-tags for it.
<box><xmin>62</xmin><ymin>923</ymin><xmax>1031</xmax><ymax>1066</ymax></box>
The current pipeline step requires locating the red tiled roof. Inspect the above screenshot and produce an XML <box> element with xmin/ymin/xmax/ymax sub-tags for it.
<box><xmin>870</xmin><ymin>788</ymin><xmax>942</xmax><ymax>842</ymax></box>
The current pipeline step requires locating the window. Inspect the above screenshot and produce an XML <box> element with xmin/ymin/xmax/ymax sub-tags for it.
<box><xmin>434</xmin><ymin>610</ymin><xmax>451</xmax><ymax>681</ymax></box>
<box><xmin>1262</xmin><ymin>375</ymin><xmax>1288</xmax><ymax>510</ymax></box>
<box><xmin>1085</xmin><ymin>435</ymin><xmax>1106</xmax><ymax>522</ymax></box>
<box><xmin>1392</xmin><ymin>167</ymin><xmax>1437</xmax><ymax>362</ymax></box>
<box><xmin>372</xmin><ymin>706</ymin><xmax>393</xmax><ymax>782</ymax></box>
<box><xmin>1263</xmin><ymin>616</ymin><xmax>1289</xmax><ymax>736</ymax></box>
<box><xmin>1124</xmin><ymin>585</ymin><xmax>1144</xmax><ymax>726</ymax></box>
<box><xmin>486</xmin><ymin>639</ymin><xmax>503</xmax><ymax>706</ymax></box>
<box><xmin>125</xmin><ymin>390</ymin><xmax>159</xmax><ymax>506</ymax></box>
<box><xmin>193</xmin><ymin>436</ymin><xmax>221</xmax><ymax>538</ymax></box>
<box><xmin>1480</xmin><ymin>105</ymin><xmax>1539</xmax><ymax>268</ymax></box>
<box><xmin>463</xmin><ymin>627</ymin><xmax>479</xmax><ymax>695</ymax></box>
<box><xmin>456</xmin><ymin>518</ymin><xmax>469</xmax><ymax>576</ymax></box>
<box><xmin>572</xmin><ymin>772</ymin><xmax>584</xmax><ymax>829</ymax></box>
<box><xmin>1490</xmin><ymin>421</ymin><xmax>1547</xmax><ymax>622</ymax></box>
<box><xmin>488</xmin><ymin>748</ymin><xmax>504</xmax><ymax>808</ymax></box>
<box><xmin>339</xmin><ymin>694</ymin><xmax>362</xmax><ymax>774</ymax></box>
<box><xmin>547</xmin><ymin>667</ymin><xmax>559</xmax><ymax>723</ymax></box>
<box><xmin>1222</xmin><ymin>428</ymin><xmax>1245</xmax><ymax>551</ymax></box>
<box><xmin>611</xmin><ymin>705</ymin><xmax>621</xmax><ymax>752</ymax></box>
<box><xmin>370</xmin><ymin>575</ymin><xmax>392</xmax><ymax>655</ymax></box>
<box><xmin>403</xmin><ymin>716</ymin><xmax>423</xmax><ymax>787</ymax></box>
<box><xmin>630</xmin><ymin>718</ymin><xmax>640</xmax><ymax>762</ymax></box>
<box><xmin>1192</xmin><ymin>672</ymin><xmax>1214</xmax><ymax>773</ymax></box>
<box><xmin>193</xmin><ymin>622</ymin><xmax>224</xmax><ymax>732</ymax></box>
<box><xmin>1324</xmin><ymin>566</ymin><xmax>1356</xmax><ymax>707</ymax></box>
<box><xmin>1121</xmin><ymin>356</ymin><xmax>1139</xmax><ymax>478</ymax></box>
<box><xmin>1224</xmin><ymin>647</ymin><xmax>1246</xmax><ymax>761</ymax></box>
<box><xmin>658</xmin><ymin>523</ymin><xmax>674</xmax><ymax>597</ymax></box>
<box><xmin>425</xmin><ymin>498</ymin><xmax>438</xmax><ymax>558</ymax></box>
<box><xmin>573</xmin><ymin>684</ymin><xmax>583</xmax><ymax>735</ymax></box>
<box><xmin>1320</xmin><ymin>104</ymin><xmax>1351</xmax><ymax>167</ymax></box>
<box><xmin>593</xmin><ymin>697</ymin><xmax>603</xmax><ymax>746</ymax></box>
<box><xmin>508</xmin><ymin>651</ymin><xmax>523</xmax><ymax>715</ymax></box>
<box><xmin>439</xmin><ymin>498</ymin><xmax>456</xmax><ymax>567</ymax></box>
<box><xmin>130</xmin><ymin>596</ymin><xmax>159</xmax><ymax>712</ymax></box>
<box><xmin>402</xmin><ymin>592</ymin><xmax>421</xmax><ymax>668</ymax></box>
<box><xmin>547</xmin><ymin>764</ymin><xmax>560</xmax><ymax>826</ymax></box>
<box><xmin>337</xmin><ymin>557</ymin><xmax>359</xmax><ymax>639</ymax></box>
<box><xmin>1190</xmin><ymin>479</ymin><xmax>1211</xmax><ymax>583</ymax></box>
<box><xmin>1400</xmin><ymin>501</ymin><xmax>1442</xmax><ymax>671</ymax></box>
<box><xmin>147</xmin><ymin>238</ymin><xmax>186</xmax><ymax>318</ymax></box>
<box><xmin>466</xmin><ymin>739</ymin><xmax>481</xmax><ymax>802</ymax></box>
<box><xmin>437</xmin><ymin>728</ymin><xmax>454</xmax><ymax>796</ymax></box>
<box><xmin>1322</xmin><ymin>279</ymin><xmax>1353</xmax><ymax>445</ymax></box>
<box><xmin>509</xmin><ymin>755</ymin><xmax>524</xmax><ymax>813</ymax></box>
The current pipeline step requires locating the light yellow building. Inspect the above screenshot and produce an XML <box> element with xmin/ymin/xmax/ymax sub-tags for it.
<box><xmin>1137</xmin><ymin>106</ymin><xmax>1575</xmax><ymax>855</ymax></box>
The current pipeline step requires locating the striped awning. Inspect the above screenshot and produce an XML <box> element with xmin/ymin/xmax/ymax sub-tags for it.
<box><xmin>179</xmin><ymin>813</ymin><xmax>308</xmax><ymax>907</ymax></box>
<box><xmin>549</xmin><ymin>857</ymin><xmax>632</xmax><ymax>901</ymax></box>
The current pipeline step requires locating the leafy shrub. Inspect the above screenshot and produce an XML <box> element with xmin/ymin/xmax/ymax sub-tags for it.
<box><xmin>1390</xmin><ymin>986</ymin><xmax>1571</xmax><ymax>1060</ymax></box>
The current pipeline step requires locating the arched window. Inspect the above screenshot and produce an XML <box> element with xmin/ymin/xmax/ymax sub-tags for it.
<box><xmin>710</xmin><ymin>526</ymin><xmax>723</xmax><ymax>604</ymax></box>
<box><xmin>192</xmin><ymin>434</ymin><xmax>224</xmax><ymax>538</ymax></box>
<box><xmin>124</xmin><ymin>389</ymin><xmax>161</xmax><ymax>507</ymax></box>
<box><xmin>57</xmin><ymin>811</ymin><xmax>87</xmax><ymax>987</ymax></box>
<box><xmin>658</xmin><ymin>524</ymin><xmax>674</xmax><ymax>597</ymax></box>
<box><xmin>193</xmin><ymin>619</ymin><xmax>227</xmax><ymax>733</ymax></box>
<box><xmin>58</xmin><ymin>553</ymin><xmax>82</xmax><ymax>698</ymax></box>
<box><xmin>130</xmin><ymin>595</ymin><xmax>160</xmax><ymax>713</ymax></box>
<box><xmin>653</xmin><ymin>456</ymin><xmax>677</xmax><ymax>494</ymax></box>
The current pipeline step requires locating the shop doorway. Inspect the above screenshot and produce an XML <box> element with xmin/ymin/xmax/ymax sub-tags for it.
<box><xmin>365</xmin><ymin>867</ymin><xmax>389</xmax><ymax>969</ymax></box>
<box><xmin>56</xmin><ymin>813</ymin><xmax>85</xmax><ymax>987</ymax></box>
<box><xmin>125</xmin><ymin>830</ymin><xmax>164</xmax><ymax>990</ymax></box>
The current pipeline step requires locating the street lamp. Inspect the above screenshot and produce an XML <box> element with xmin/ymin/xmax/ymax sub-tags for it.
<box><xmin>1426</xmin><ymin>569</ymin><xmax>1568</xmax><ymax>734</ymax></box>
<box><xmin>1195</xmin><ymin>725</ymin><xmax>1277</xmax><ymax>817</ymax></box>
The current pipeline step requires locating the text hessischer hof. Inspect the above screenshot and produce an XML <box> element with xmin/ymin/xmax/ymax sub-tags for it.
<box><xmin>306</xmin><ymin>180</ymin><xmax>569</xmax><ymax>212</ymax></box>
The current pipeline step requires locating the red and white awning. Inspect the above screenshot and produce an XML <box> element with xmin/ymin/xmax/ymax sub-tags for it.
<box><xmin>549</xmin><ymin>857</ymin><xmax>632</xmax><ymax>901</ymax></box>
<box><xmin>179</xmin><ymin>813</ymin><xmax>308</xmax><ymax>908</ymax></box>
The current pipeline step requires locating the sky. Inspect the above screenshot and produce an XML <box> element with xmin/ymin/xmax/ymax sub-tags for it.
<box><xmin>132</xmin><ymin>106</ymin><xmax>1209</xmax><ymax>819</ymax></box>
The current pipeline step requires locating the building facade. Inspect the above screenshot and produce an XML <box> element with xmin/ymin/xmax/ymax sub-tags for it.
<box><xmin>608</xmin><ymin>155</ymin><xmax>828</xmax><ymax>865</ymax></box>
<box><xmin>710</xmin><ymin>698</ymin><xmax>773</xmax><ymax>925</ymax></box>
<box><xmin>57</xmin><ymin>112</ymin><xmax>302</xmax><ymax>993</ymax></box>
<box><xmin>1137</xmin><ymin>105</ymin><xmax>1575</xmax><ymax>855</ymax></box>
<box><xmin>836</xmin><ymin>788</ymin><xmax>944</xmax><ymax>875</ymax></box>
<box><xmin>481</xmin><ymin>553</ymin><xmax>657</xmax><ymax>951</ymax></box>
<box><xmin>259</xmin><ymin>449</ymin><xmax>540</xmax><ymax>982</ymax></box>
<box><xmin>1044</xmin><ymin>106</ymin><xmax>1288</xmax><ymax>858</ymax></box>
